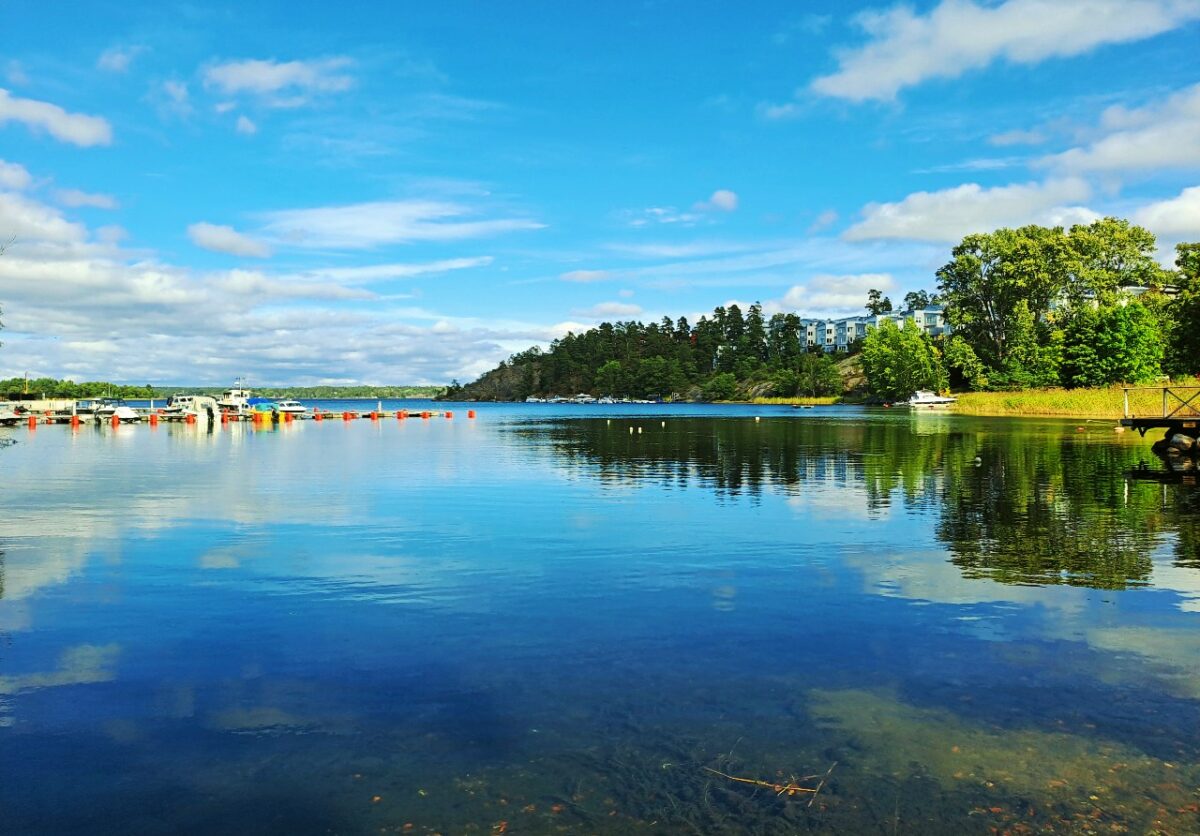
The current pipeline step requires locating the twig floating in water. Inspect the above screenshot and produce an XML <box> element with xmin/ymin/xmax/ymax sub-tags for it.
<box><xmin>702</xmin><ymin>766</ymin><xmax>822</xmax><ymax>798</ymax></box>
<box><xmin>808</xmin><ymin>761</ymin><xmax>837</xmax><ymax>808</ymax></box>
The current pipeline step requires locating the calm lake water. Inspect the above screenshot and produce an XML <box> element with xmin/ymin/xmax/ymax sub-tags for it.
<box><xmin>1</xmin><ymin>402</ymin><xmax>1198</xmax><ymax>834</ymax></box>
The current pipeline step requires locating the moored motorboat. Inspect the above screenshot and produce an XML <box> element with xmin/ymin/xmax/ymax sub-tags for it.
<box><xmin>91</xmin><ymin>398</ymin><xmax>128</xmax><ymax>419</ymax></box>
<box><xmin>906</xmin><ymin>390</ymin><xmax>957</xmax><ymax>409</ymax></box>
<box><xmin>0</xmin><ymin>401</ymin><xmax>23</xmax><ymax>426</ymax></box>
<box><xmin>161</xmin><ymin>393</ymin><xmax>201</xmax><ymax>417</ymax></box>
<box><xmin>111</xmin><ymin>405</ymin><xmax>142</xmax><ymax>423</ymax></box>
<box><xmin>218</xmin><ymin>379</ymin><xmax>253</xmax><ymax>413</ymax></box>
<box><xmin>277</xmin><ymin>399</ymin><xmax>307</xmax><ymax>415</ymax></box>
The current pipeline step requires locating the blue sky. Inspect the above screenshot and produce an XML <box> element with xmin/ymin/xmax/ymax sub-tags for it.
<box><xmin>1</xmin><ymin>0</ymin><xmax>1199</xmax><ymax>385</ymax></box>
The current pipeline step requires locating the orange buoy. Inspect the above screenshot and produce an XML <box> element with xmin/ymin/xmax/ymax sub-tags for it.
<box><xmin>70</xmin><ymin>415</ymin><xmax>81</xmax><ymax>428</ymax></box>
<box><xmin>110</xmin><ymin>414</ymin><xmax>120</xmax><ymax>427</ymax></box>
<box><xmin>27</xmin><ymin>415</ymin><xmax>37</xmax><ymax>429</ymax></box>
<box><xmin>314</xmin><ymin>411</ymin><xmax>323</xmax><ymax>421</ymax></box>
<box><xmin>343</xmin><ymin>411</ymin><xmax>351</xmax><ymax>420</ymax></box>
<box><xmin>421</xmin><ymin>411</ymin><xmax>430</xmax><ymax>419</ymax></box>
<box><xmin>152</xmin><ymin>412</ymin><xmax>161</xmax><ymax>425</ymax></box>
<box><xmin>467</xmin><ymin>410</ymin><xmax>476</xmax><ymax>419</ymax></box>
<box><xmin>444</xmin><ymin>411</ymin><xmax>453</xmax><ymax>419</ymax></box>
<box><xmin>370</xmin><ymin>411</ymin><xmax>378</xmax><ymax>420</ymax></box>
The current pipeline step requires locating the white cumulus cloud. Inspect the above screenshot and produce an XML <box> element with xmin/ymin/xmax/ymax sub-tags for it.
<box><xmin>779</xmin><ymin>273</ymin><xmax>896</xmax><ymax>317</ymax></box>
<box><xmin>560</xmin><ymin>269</ymin><xmax>610</xmax><ymax>283</ymax></box>
<box><xmin>0</xmin><ymin>88</ymin><xmax>112</xmax><ymax>146</ymax></box>
<box><xmin>573</xmin><ymin>301</ymin><xmax>644</xmax><ymax>319</ymax></box>
<box><xmin>257</xmin><ymin>200</ymin><xmax>543</xmax><ymax>249</ymax></box>
<box><xmin>1132</xmin><ymin>186</ymin><xmax>1200</xmax><ymax>239</ymax></box>
<box><xmin>187</xmin><ymin>222</ymin><xmax>273</xmax><ymax>258</ymax></box>
<box><xmin>54</xmin><ymin>189</ymin><xmax>118</xmax><ymax>210</ymax></box>
<box><xmin>811</xmin><ymin>0</ymin><xmax>1200</xmax><ymax>102</ymax></box>
<box><xmin>203</xmin><ymin>57</ymin><xmax>354</xmax><ymax>107</ymax></box>
<box><xmin>844</xmin><ymin>178</ymin><xmax>1096</xmax><ymax>242</ymax></box>
<box><xmin>0</xmin><ymin>190</ymin><xmax>88</xmax><ymax>244</ymax></box>
<box><xmin>97</xmin><ymin>46</ymin><xmax>145</xmax><ymax>73</ymax></box>
<box><xmin>235</xmin><ymin>115</ymin><xmax>258</xmax><ymax>135</ymax></box>
<box><xmin>1045</xmin><ymin>83</ymin><xmax>1200</xmax><ymax>172</ymax></box>
<box><xmin>694</xmin><ymin>189</ymin><xmax>739</xmax><ymax>212</ymax></box>
<box><xmin>0</xmin><ymin>159</ymin><xmax>32</xmax><ymax>190</ymax></box>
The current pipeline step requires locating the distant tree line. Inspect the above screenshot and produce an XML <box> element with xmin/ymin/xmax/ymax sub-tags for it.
<box><xmin>1</xmin><ymin>377</ymin><xmax>159</xmax><ymax>400</ymax></box>
<box><xmin>860</xmin><ymin>218</ymin><xmax>1199</xmax><ymax>400</ymax></box>
<box><xmin>446</xmin><ymin>303</ymin><xmax>845</xmax><ymax>401</ymax></box>
<box><xmin>0</xmin><ymin>379</ymin><xmax>445</xmax><ymax>401</ymax></box>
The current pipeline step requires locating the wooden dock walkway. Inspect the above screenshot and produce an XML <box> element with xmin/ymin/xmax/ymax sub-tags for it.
<box><xmin>1120</xmin><ymin>386</ymin><xmax>1200</xmax><ymax>437</ymax></box>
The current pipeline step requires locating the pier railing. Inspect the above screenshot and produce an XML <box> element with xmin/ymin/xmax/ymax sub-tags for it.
<box><xmin>1122</xmin><ymin>386</ymin><xmax>1200</xmax><ymax>419</ymax></box>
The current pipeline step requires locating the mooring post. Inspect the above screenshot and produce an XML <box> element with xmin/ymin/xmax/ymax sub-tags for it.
<box><xmin>1124</xmin><ymin>388</ymin><xmax>1130</xmax><ymax>419</ymax></box>
<box><xmin>1163</xmin><ymin>388</ymin><xmax>1168</xmax><ymax>418</ymax></box>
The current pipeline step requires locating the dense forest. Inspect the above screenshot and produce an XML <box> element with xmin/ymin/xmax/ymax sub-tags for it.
<box><xmin>443</xmin><ymin>302</ymin><xmax>846</xmax><ymax>402</ymax></box>
<box><xmin>449</xmin><ymin>218</ymin><xmax>1199</xmax><ymax>402</ymax></box>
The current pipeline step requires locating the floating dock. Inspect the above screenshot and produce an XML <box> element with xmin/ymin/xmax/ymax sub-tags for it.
<box><xmin>4</xmin><ymin>407</ymin><xmax>475</xmax><ymax>429</ymax></box>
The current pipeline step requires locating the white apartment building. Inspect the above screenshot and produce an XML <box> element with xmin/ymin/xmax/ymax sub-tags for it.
<box><xmin>800</xmin><ymin>305</ymin><xmax>948</xmax><ymax>353</ymax></box>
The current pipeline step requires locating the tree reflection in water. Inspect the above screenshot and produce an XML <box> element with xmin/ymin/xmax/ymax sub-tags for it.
<box><xmin>513</xmin><ymin>415</ymin><xmax>1198</xmax><ymax>589</ymax></box>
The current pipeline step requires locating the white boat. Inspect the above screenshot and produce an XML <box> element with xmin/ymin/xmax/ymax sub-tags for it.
<box><xmin>218</xmin><ymin>379</ymin><xmax>253</xmax><ymax>413</ymax></box>
<box><xmin>161</xmin><ymin>393</ymin><xmax>199</xmax><ymax>417</ymax></box>
<box><xmin>0</xmin><ymin>401</ymin><xmax>23</xmax><ymax>426</ymax></box>
<box><xmin>906</xmin><ymin>390</ymin><xmax>957</xmax><ymax>409</ymax></box>
<box><xmin>91</xmin><ymin>398</ymin><xmax>128</xmax><ymax>419</ymax></box>
<box><xmin>111</xmin><ymin>405</ymin><xmax>142</xmax><ymax>423</ymax></box>
<box><xmin>277</xmin><ymin>399</ymin><xmax>308</xmax><ymax>415</ymax></box>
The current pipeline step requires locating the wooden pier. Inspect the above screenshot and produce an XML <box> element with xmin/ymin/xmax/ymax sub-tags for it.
<box><xmin>1121</xmin><ymin>386</ymin><xmax>1200</xmax><ymax>469</ymax></box>
<box><xmin>1120</xmin><ymin>386</ymin><xmax>1200</xmax><ymax>437</ymax></box>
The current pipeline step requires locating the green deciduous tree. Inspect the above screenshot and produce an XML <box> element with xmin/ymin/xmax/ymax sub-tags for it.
<box><xmin>701</xmin><ymin>372</ymin><xmax>738</xmax><ymax>402</ymax></box>
<box><xmin>1067</xmin><ymin>217</ymin><xmax>1164</xmax><ymax>305</ymax></box>
<box><xmin>860</xmin><ymin>319</ymin><xmax>947</xmax><ymax>400</ymax></box>
<box><xmin>1165</xmin><ymin>242</ymin><xmax>1200</xmax><ymax>378</ymax></box>
<box><xmin>594</xmin><ymin>359</ymin><xmax>627</xmax><ymax>396</ymax></box>
<box><xmin>937</xmin><ymin>219</ymin><xmax>1164</xmax><ymax>389</ymax></box>
<box><xmin>944</xmin><ymin>335</ymin><xmax>988</xmax><ymax>390</ymax></box>
<box><xmin>1062</xmin><ymin>302</ymin><xmax>1165</xmax><ymax>387</ymax></box>
<box><xmin>796</xmin><ymin>352</ymin><xmax>843</xmax><ymax>397</ymax></box>
<box><xmin>903</xmin><ymin>290</ymin><xmax>937</xmax><ymax>311</ymax></box>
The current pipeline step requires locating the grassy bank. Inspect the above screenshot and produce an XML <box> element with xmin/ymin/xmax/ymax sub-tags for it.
<box><xmin>750</xmin><ymin>396</ymin><xmax>842</xmax><ymax>406</ymax></box>
<box><xmin>950</xmin><ymin>386</ymin><xmax>1165</xmax><ymax>419</ymax></box>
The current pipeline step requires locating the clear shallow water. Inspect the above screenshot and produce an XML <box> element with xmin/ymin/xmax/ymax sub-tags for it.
<box><xmin>1</xmin><ymin>402</ymin><xmax>1198</xmax><ymax>834</ymax></box>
